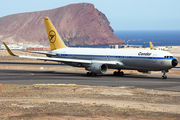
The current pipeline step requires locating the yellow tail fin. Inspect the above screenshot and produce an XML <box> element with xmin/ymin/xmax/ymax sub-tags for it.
<box><xmin>149</xmin><ymin>41</ymin><xmax>154</xmax><ymax>50</ymax></box>
<box><xmin>44</xmin><ymin>17</ymin><xmax>67</xmax><ymax>50</ymax></box>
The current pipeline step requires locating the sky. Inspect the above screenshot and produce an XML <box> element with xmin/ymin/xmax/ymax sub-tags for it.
<box><xmin>0</xmin><ymin>0</ymin><xmax>180</xmax><ymax>30</ymax></box>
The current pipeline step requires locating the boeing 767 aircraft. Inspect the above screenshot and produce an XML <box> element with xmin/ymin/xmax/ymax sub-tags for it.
<box><xmin>3</xmin><ymin>17</ymin><xmax>178</xmax><ymax>79</ymax></box>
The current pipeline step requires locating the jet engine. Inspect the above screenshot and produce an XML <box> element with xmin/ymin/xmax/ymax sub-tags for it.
<box><xmin>86</xmin><ymin>63</ymin><xmax>108</xmax><ymax>74</ymax></box>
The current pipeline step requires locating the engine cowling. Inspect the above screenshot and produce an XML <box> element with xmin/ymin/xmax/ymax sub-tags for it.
<box><xmin>86</xmin><ymin>63</ymin><xmax>108</xmax><ymax>74</ymax></box>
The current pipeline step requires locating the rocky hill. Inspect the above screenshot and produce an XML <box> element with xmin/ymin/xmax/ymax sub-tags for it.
<box><xmin>0</xmin><ymin>3</ymin><xmax>125</xmax><ymax>46</ymax></box>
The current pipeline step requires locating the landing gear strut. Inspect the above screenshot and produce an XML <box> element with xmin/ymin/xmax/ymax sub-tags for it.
<box><xmin>87</xmin><ymin>72</ymin><xmax>97</xmax><ymax>76</ymax></box>
<box><xmin>113</xmin><ymin>69</ymin><xmax>124</xmax><ymax>76</ymax></box>
<box><xmin>162</xmin><ymin>70</ymin><xmax>168</xmax><ymax>79</ymax></box>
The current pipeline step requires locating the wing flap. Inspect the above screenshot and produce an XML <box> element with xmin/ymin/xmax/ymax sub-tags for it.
<box><xmin>25</xmin><ymin>51</ymin><xmax>56</xmax><ymax>56</ymax></box>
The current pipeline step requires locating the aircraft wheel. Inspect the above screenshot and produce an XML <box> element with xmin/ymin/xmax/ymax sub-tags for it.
<box><xmin>87</xmin><ymin>72</ymin><xmax>90</xmax><ymax>76</ymax></box>
<box><xmin>91</xmin><ymin>73</ymin><xmax>97</xmax><ymax>76</ymax></box>
<box><xmin>119</xmin><ymin>71</ymin><xmax>124</xmax><ymax>76</ymax></box>
<box><xmin>161</xmin><ymin>70</ymin><xmax>167</xmax><ymax>79</ymax></box>
<box><xmin>113</xmin><ymin>71</ymin><xmax>117</xmax><ymax>76</ymax></box>
<box><xmin>114</xmin><ymin>71</ymin><xmax>120</xmax><ymax>76</ymax></box>
<box><xmin>162</xmin><ymin>75</ymin><xmax>167</xmax><ymax>79</ymax></box>
<box><xmin>87</xmin><ymin>72</ymin><xmax>97</xmax><ymax>76</ymax></box>
<box><xmin>114</xmin><ymin>71</ymin><xmax>124</xmax><ymax>76</ymax></box>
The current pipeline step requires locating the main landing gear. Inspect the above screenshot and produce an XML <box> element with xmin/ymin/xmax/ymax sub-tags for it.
<box><xmin>113</xmin><ymin>70</ymin><xmax>124</xmax><ymax>76</ymax></box>
<box><xmin>86</xmin><ymin>72</ymin><xmax>97</xmax><ymax>76</ymax></box>
<box><xmin>162</xmin><ymin>70</ymin><xmax>168</xmax><ymax>79</ymax></box>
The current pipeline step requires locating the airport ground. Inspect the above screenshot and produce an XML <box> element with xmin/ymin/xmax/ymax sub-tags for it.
<box><xmin>0</xmin><ymin>49</ymin><xmax>180</xmax><ymax>119</ymax></box>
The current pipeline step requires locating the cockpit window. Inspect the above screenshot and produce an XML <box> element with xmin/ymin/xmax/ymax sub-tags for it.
<box><xmin>164</xmin><ymin>56</ymin><xmax>174</xmax><ymax>59</ymax></box>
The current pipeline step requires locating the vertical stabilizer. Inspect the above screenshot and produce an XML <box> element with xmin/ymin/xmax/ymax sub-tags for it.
<box><xmin>149</xmin><ymin>41</ymin><xmax>154</xmax><ymax>50</ymax></box>
<box><xmin>44</xmin><ymin>17</ymin><xmax>67</xmax><ymax>50</ymax></box>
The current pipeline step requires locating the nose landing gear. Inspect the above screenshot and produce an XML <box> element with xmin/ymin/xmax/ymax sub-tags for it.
<box><xmin>162</xmin><ymin>70</ymin><xmax>168</xmax><ymax>79</ymax></box>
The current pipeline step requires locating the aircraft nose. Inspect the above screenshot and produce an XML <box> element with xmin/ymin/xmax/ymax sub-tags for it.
<box><xmin>172</xmin><ymin>59</ymin><xmax>178</xmax><ymax>67</ymax></box>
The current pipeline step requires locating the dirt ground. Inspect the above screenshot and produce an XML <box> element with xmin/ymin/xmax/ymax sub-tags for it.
<box><xmin>0</xmin><ymin>84</ymin><xmax>180</xmax><ymax>120</ymax></box>
<box><xmin>0</xmin><ymin>49</ymin><xmax>180</xmax><ymax>120</ymax></box>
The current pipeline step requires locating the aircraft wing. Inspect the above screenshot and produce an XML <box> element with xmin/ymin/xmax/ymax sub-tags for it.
<box><xmin>3</xmin><ymin>42</ymin><xmax>123</xmax><ymax>66</ymax></box>
<box><xmin>20</xmin><ymin>55</ymin><xmax>123</xmax><ymax>65</ymax></box>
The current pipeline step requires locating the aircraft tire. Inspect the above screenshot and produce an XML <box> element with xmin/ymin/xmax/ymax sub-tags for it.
<box><xmin>162</xmin><ymin>75</ymin><xmax>167</xmax><ymax>79</ymax></box>
<box><xmin>113</xmin><ymin>71</ymin><xmax>118</xmax><ymax>76</ymax></box>
<box><xmin>114</xmin><ymin>71</ymin><xmax>124</xmax><ymax>76</ymax></box>
<box><xmin>87</xmin><ymin>72</ymin><xmax>97</xmax><ymax>76</ymax></box>
<box><xmin>120</xmin><ymin>71</ymin><xmax>124</xmax><ymax>76</ymax></box>
<box><xmin>87</xmin><ymin>72</ymin><xmax>90</xmax><ymax>76</ymax></box>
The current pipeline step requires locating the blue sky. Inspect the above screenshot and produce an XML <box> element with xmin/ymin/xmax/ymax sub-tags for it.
<box><xmin>1</xmin><ymin>0</ymin><xmax>180</xmax><ymax>30</ymax></box>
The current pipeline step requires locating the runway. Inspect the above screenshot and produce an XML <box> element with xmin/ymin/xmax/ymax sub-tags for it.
<box><xmin>0</xmin><ymin>68</ymin><xmax>180</xmax><ymax>91</ymax></box>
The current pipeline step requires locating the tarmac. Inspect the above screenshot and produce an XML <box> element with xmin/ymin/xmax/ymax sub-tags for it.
<box><xmin>0</xmin><ymin>67</ymin><xmax>180</xmax><ymax>91</ymax></box>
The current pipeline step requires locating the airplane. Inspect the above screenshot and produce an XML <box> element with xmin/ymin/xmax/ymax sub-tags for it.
<box><xmin>3</xmin><ymin>17</ymin><xmax>178</xmax><ymax>79</ymax></box>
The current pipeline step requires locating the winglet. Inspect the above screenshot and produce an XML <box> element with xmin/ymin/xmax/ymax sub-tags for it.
<box><xmin>149</xmin><ymin>41</ymin><xmax>154</xmax><ymax>50</ymax></box>
<box><xmin>3</xmin><ymin>42</ymin><xmax>17</xmax><ymax>56</ymax></box>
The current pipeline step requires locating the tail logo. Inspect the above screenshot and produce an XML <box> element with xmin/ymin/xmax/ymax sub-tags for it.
<box><xmin>49</xmin><ymin>30</ymin><xmax>56</xmax><ymax>43</ymax></box>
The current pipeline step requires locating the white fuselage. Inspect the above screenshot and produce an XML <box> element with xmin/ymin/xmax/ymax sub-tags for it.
<box><xmin>51</xmin><ymin>47</ymin><xmax>176</xmax><ymax>72</ymax></box>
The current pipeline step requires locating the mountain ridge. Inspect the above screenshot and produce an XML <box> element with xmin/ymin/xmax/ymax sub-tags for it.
<box><xmin>0</xmin><ymin>3</ymin><xmax>125</xmax><ymax>46</ymax></box>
